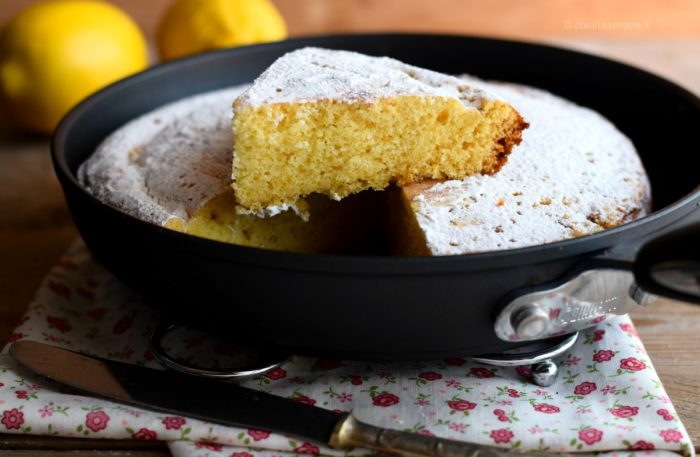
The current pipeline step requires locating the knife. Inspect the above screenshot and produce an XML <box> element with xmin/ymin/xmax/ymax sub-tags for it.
<box><xmin>10</xmin><ymin>341</ymin><xmax>557</xmax><ymax>457</ymax></box>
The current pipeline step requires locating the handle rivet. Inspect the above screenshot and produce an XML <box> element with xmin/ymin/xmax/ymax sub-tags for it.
<box><xmin>510</xmin><ymin>304</ymin><xmax>550</xmax><ymax>339</ymax></box>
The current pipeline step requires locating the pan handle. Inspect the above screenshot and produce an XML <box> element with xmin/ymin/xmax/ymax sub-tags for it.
<box><xmin>634</xmin><ymin>222</ymin><xmax>700</xmax><ymax>304</ymax></box>
<box><xmin>494</xmin><ymin>223</ymin><xmax>700</xmax><ymax>343</ymax></box>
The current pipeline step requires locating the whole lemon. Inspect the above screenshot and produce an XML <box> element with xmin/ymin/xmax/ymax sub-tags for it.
<box><xmin>157</xmin><ymin>0</ymin><xmax>287</xmax><ymax>61</ymax></box>
<box><xmin>0</xmin><ymin>0</ymin><xmax>148</xmax><ymax>134</ymax></box>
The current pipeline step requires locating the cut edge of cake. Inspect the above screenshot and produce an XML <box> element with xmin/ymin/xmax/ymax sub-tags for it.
<box><xmin>231</xmin><ymin>47</ymin><xmax>528</xmax><ymax>219</ymax></box>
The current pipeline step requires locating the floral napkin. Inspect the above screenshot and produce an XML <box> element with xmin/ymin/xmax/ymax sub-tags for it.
<box><xmin>0</xmin><ymin>241</ymin><xmax>694</xmax><ymax>457</ymax></box>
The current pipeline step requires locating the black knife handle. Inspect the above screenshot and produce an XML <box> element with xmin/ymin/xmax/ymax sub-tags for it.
<box><xmin>329</xmin><ymin>413</ymin><xmax>568</xmax><ymax>457</ymax></box>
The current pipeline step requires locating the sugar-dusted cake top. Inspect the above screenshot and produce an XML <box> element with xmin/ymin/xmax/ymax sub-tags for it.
<box><xmin>80</xmin><ymin>75</ymin><xmax>649</xmax><ymax>255</ymax></box>
<box><xmin>235</xmin><ymin>47</ymin><xmax>495</xmax><ymax>109</ymax></box>
<box><xmin>407</xmin><ymin>77</ymin><xmax>650</xmax><ymax>254</ymax></box>
<box><xmin>79</xmin><ymin>85</ymin><xmax>248</xmax><ymax>225</ymax></box>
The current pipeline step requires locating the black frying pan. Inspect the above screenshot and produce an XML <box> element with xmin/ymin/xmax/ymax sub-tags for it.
<box><xmin>52</xmin><ymin>34</ymin><xmax>700</xmax><ymax>360</ymax></box>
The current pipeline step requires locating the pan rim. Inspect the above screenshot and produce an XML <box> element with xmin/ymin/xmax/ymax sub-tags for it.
<box><xmin>51</xmin><ymin>32</ymin><xmax>700</xmax><ymax>274</ymax></box>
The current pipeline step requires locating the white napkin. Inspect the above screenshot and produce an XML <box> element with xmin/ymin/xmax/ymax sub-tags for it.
<box><xmin>0</xmin><ymin>241</ymin><xmax>693</xmax><ymax>457</ymax></box>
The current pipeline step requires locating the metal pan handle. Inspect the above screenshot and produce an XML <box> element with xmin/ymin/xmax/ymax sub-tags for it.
<box><xmin>494</xmin><ymin>223</ymin><xmax>700</xmax><ymax>343</ymax></box>
<box><xmin>634</xmin><ymin>222</ymin><xmax>700</xmax><ymax>304</ymax></box>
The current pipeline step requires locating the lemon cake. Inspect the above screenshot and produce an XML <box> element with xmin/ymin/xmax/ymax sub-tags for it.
<box><xmin>391</xmin><ymin>77</ymin><xmax>651</xmax><ymax>255</ymax></box>
<box><xmin>79</xmin><ymin>86</ymin><xmax>377</xmax><ymax>254</ymax></box>
<box><xmin>232</xmin><ymin>47</ymin><xmax>528</xmax><ymax>218</ymax></box>
<box><xmin>79</xmin><ymin>76</ymin><xmax>649</xmax><ymax>256</ymax></box>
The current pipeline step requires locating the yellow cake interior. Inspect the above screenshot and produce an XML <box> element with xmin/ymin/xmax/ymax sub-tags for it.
<box><xmin>383</xmin><ymin>183</ymin><xmax>435</xmax><ymax>256</ymax></box>
<box><xmin>232</xmin><ymin>96</ymin><xmax>525</xmax><ymax>216</ymax></box>
<box><xmin>165</xmin><ymin>189</ymin><xmax>380</xmax><ymax>254</ymax></box>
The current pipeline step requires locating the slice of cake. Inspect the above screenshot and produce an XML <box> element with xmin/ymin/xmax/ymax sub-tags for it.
<box><xmin>232</xmin><ymin>47</ymin><xmax>528</xmax><ymax>218</ymax></box>
<box><xmin>79</xmin><ymin>86</ymin><xmax>378</xmax><ymax>254</ymax></box>
<box><xmin>389</xmin><ymin>78</ymin><xmax>651</xmax><ymax>255</ymax></box>
<box><xmin>166</xmin><ymin>189</ymin><xmax>379</xmax><ymax>254</ymax></box>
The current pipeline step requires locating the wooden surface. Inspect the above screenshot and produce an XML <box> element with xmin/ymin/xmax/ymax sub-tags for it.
<box><xmin>1</xmin><ymin>1</ymin><xmax>699</xmax><ymax>455</ymax></box>
<box><xmin>2</xmin><ymin>0</ymin><xmax>700</xmax><ymax>39</ymax></box>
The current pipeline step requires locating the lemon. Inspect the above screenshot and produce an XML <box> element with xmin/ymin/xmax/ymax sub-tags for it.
<box><xmin>157</xmin><ymin>0</ymin><xmax>287</xmax><ymax>61</ymax></box>
<box><xmin>0</xmin><ymin>0</ymin><xmax>148</xmax><ymax>134</ymax></box>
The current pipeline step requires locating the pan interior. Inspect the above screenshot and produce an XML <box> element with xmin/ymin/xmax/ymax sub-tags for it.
<box><xmin>58</xmin><ymin>35</ymin><xmax>700</xmax><ymax>250</ymax></box>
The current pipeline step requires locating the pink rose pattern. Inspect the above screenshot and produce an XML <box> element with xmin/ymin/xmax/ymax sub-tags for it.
<box><xmin>532</xmin><ymin>403</ymin><xmax>560</xmax><ymax>414</ymax></box>
<box><xmin>132</xmin><ymin>427</ymin><xmax>158</xmax><ymax>440</ymax></box>
<box><xmin>85</xmin><ymin>410</ymin><xmax>110</xmax><ymax>432</ymax></box>
<box><xmin>419</xmin><ymin>371</ymin><xmax>442</xmax><ymax>381</ymax></box>
<box><xmin>610</xmin><ymin>405</ymin><xmax>639</xmax><ymax>418</ymax></box>
<box><xmin>660</xmin><ymin>429</ymin><xmax>684</xmax><ymax>443</ymax></box>
<box><xmin>0</xmin><ymin>243</ymin><xmax>692</xmax><ymax>457</ymax></box>
<box><xmin>447</xmin><ymin>399</ymin><xmax>477</xmax><ymax>412</ymax></box>
<box><xmin>628</xmin><ymin>440</ymin><xmax>655</xmax><ymax>450</ymax></box>
<box><xmin>372</xmin><ymin>392</ymin><xmax>400</xmax><ymax>407</ymax></box>
<box><xmin>619</xmin><ymin>357</ymin><xmax>646</xmax><ymax>371</ymax></box>
<box><xmin>489</xmin><ymin>428</ymin><xmax>514</xmax><ymax>444</ymax></box>
<box><xmin>1</xmin><ymin>408</ymin><xmax>24</xmax><ymax>430</ymax></box>
<box><xmin>579</xmin><ymin>427</ymin><xmax>604</xmax><ymax>445</ymax></box>
<box><xmin>592</xmin><ymin>349</ymin><xmax>614</xmax><ymax>363</ymax></box>
<box><xmin>573</xmin><ymin>381</ymin><xmax>597</xmax><ymax>396</ymax></box>
<box><xmin>263</xmin><ymin>368</ymin><xmax>286</xmax><ymax>380</ymax></box>
<box><xmin>162</xmin><ymin>416</ymin><xmax>186</xmax><ymax>430</ymax></box>
<box><xmin>294</xmin><ymin>442</ymin><xmax>320</xmax><ymax>455</ymax></box>
<box><xmin>247</xmin><ymin>429</ymin><xmax>270</xmax><ymax>441</ymax></box>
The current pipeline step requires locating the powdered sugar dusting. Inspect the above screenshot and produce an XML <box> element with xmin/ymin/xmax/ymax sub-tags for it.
<box><xmin>236</xmin><ymin>47</ymin><xmax>494</xmax><ymax>109</ymax></box>
<box><xmin>411</xmin><ymin>77</ymin><xmax>650</xmax><ymax>255</ymax></box>
<box><xmin>79</xmin><ymin>86</ymin><xmax>248</xmax><ymax>224</ymax></box>
<box><xmin>79</xmin><ymin>76</ymin><xmax>649</xmax><ymax>254</ymax></box>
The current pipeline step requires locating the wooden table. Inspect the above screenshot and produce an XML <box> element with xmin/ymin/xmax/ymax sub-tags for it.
<box><xmin>1</xmin><ymin>2</ymin><xmax>699</xmax><ymax>454</ymax></box>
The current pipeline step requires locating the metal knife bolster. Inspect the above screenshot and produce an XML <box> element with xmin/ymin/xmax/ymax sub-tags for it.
<box><xmin>330</xmin><ymin>414</ymin><xmax>563</xmax><ymax>457</ymax></box>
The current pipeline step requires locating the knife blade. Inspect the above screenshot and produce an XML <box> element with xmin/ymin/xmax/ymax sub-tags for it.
<box><xmin>10</xmin><ymin>340</ymin><xmax>557</xmax><ymax>457</ymax></box>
